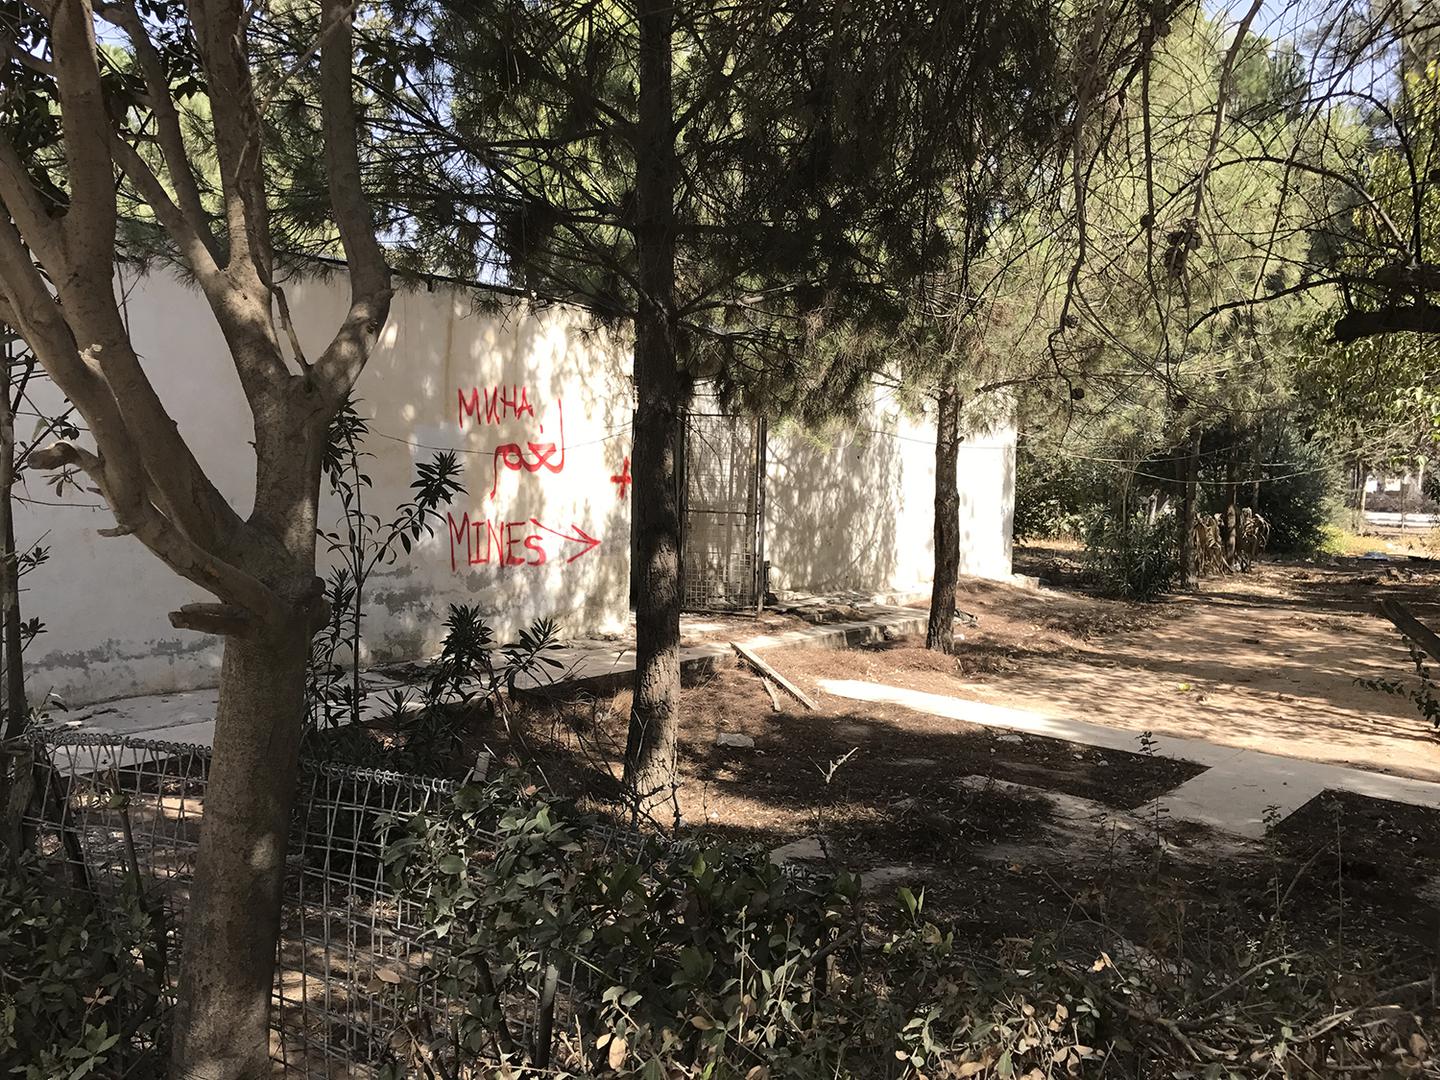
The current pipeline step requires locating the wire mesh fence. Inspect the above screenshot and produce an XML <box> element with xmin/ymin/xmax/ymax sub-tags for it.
<box><xmin>3</xmin><ymin>733</ymin><xmax>207</xmax><ymax>1077</ymax></box>
<box><xmin>275</xmin><ymin>758</ymin><xmax>464</xmax><ymax>1077</ymax></box>
<box><xmin>4</xmin><ymin>731</ymin><xmax>575</xmax><ymax>1078</ymax></box>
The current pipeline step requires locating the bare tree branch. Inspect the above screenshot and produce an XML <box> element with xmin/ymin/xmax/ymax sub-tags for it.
<box><xmin>109</xmin><ymin>132</ymin><xmax>230</xmax><ymax>293</ymax></box>
<box><xmin>187</xmin><ymin>0</ymin><xmax>274</xmax><ymax>299</ymax></box>
<box><xmin>309</xmin><ymin>0</ymin><xmax>392</xmax><ymax>404</ymax></box>
<box><xmin>29</xmin><ymin>438</ymin><xmax>282</xmax><ymax>619</ymax></box>
<box><xmin>1207</xmin><ymin>155</ymin><xmax>1409</xmax><ymax>252</ymax></box>
<box><xmin>273</xmin><ymin>284</ymin><xmax>310</xmax><ymax>371</ymax></box>
<box><xmin>1181</xmin><ymin>0</ymin><xmax>1265</xmax><ymax>229</ymax></box>
<box><xmin>44</xmin><ymin>0</ymin><xmax>119</xmax><ymax>286</ymax></box>
<box><xmin>0</xmin><ymin>131</ymin><xmax>66</xmax><ymax>269</ymax></box>
<box><xmin>1334</xmin><ymin>303</ymin><xmax>1440</xmax><ymax>343</ymax></box>
<box><xmin>99</xmin><ymin>0</ymin><xmax>223</xmax><ymax>263</ymax></box>
<box><xmin>0</xmin><ymin>10</ymin><xmax>254</xmax><ymax>570</ymax></box>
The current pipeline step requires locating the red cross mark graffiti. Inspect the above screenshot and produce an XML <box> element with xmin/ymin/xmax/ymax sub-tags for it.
<box><xmin>610</xmin><ymin>456</ymin><xmax>632</xmax><ymax>499</ymax></box>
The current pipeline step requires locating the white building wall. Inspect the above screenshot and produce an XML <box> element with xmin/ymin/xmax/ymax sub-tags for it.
<box><xmin>764</xmin><ymin>385</ymin><xmax>1015</xmax><ymax>599</ymax></box>
<box><xmin>23</xmin><ymin>268</ymin><xmax>633</xmax><ymax>705</ymax></box>
<box><xmin>20</xmin><ymin>268</ymin><xmax>1013</xmax><ymax>705</ymax></box>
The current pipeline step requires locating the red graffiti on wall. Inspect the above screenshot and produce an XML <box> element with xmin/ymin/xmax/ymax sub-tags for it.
<box><xmin>457</xmin><ymin>385</ymin><xmax>537</xmax><ymax>428</ymax></box>
<box><xmin>610</xmin><ymin>456</ymin><xmax>632</xmax><ymax>499</ymax></box>
<box><xmin>489</xmin><ymin>401</ymin><xmax>566</xmax><ymax>498</ymax></box>
<box><xmin>447</xmin><ymin>511</ymin><xmax>600</xmax><ymax>571</ymax></box>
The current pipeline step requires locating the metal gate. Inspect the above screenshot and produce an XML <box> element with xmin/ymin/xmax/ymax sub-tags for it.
<box><xmin>680</xmin><ymin>390</ymin><xmax>766</xmax><ymax>613</ymax></box>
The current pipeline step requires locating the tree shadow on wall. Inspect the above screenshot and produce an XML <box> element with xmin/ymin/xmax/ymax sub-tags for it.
<box><xmin>333</xmin><ymin>283</ymin><xmax>635</xmax><ymax>666</ymax></box>
<box><xmin>763</xmin><ymin>422</ymin><xmax>905</xmax><ymax>595</ymax></box>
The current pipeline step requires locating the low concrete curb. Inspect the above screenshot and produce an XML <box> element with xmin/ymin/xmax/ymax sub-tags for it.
<box><xmin>53</xmin><ymin>606</ymin><xmax>931</xmax><ymax>746</ymax></box>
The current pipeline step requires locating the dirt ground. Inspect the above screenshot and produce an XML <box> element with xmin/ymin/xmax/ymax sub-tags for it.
<box><xmin>487</xmin><ymin>644</ymin><xmax>1440</xmax><ymax>975</ymax></box>
<box><xmin>506</xmin><ymin>649</ymin><xmax>1200</xmax><ymax>841</ymax></box>
<box><xmin>337</xmin><ymin>546</ymin><xmax>1440</xmax><ymax>972</ymax></box>
<box><xmin>986</xmin><ymin>545</ymin><xmax>1440</xmax><ymax>782</ymax></box>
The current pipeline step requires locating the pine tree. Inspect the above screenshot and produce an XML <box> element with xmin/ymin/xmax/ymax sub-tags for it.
<box><xmin>359</xmin><ymin>0</ymin><xmax>1060</xmax><ymax>803</ymax></box>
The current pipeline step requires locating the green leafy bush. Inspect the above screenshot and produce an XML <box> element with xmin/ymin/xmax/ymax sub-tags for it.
<box><xmin>304</xmin><ymin>603</ymin><xmax>563</xmax><ymax>774</ymax></box>
<box><xmin>379</xmin><ymin>773</ymin><xmax>1110</xmax><ymax>1078</ymax></box>
<box><xmin>1082</xmin><ymin>511</ymin><xmax>1180</xmax><ymax>600</ymax></box>
<box><xmin>375</xmin><ymin>773</ymin><xmax>1437</xmax><ymax>1078</ymax></box>
<box><xmin>0</xmin><ymin>857</ymin><xmax>166</xmax><ymax>1078</ymax></box>
<box><xmin>1012</xmin><ymin>444</ymin><xmax>1110</xmax><ymax>543</ymax></box>
<box><xmin>1253</xmin><ymin>435</ymin><xmax>1340</xmax><ymax>554</ymax></box>
<box><xmin>1357</xmin><ymin>637</ymin><xmax>1440</xmax><ymax>729</ymax></box>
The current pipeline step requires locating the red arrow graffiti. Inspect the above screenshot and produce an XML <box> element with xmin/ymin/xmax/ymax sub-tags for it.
<box><xmin>530</xmin><ymin>519</ymin><xmax>602</xmax><ymax>563</ymax></box>
<box><xmin>447</xmin><ymin>512</ymin><xmax>602</xmax><ymax>570</ymax></box>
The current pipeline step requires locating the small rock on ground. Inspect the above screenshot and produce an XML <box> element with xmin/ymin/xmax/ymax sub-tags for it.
<box><xmin>769</xmin><ymin>836</ymin><xmax>827</xmax><ymax>864</ymax></box>
<box><xmin>715</xmin><ymin>732</ymin><xmax>756</xmax><ymax>749</ymax></box>
<box><xmin>861</xmin><ymin>864</ymin><xmax>923</xmax><ymax>893</ymax></box>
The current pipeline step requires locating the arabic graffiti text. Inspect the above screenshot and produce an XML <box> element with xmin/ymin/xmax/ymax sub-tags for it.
<box><xmin>489</xmin><ymin>401</ymin><xmax>565</xmax><ymax>498</ymax></box>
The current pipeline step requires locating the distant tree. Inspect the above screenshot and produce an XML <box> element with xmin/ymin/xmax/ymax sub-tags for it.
<box><xmin>0</xmin><ymin>0</ymin><xmax>389</xmax><ymax>1074</ymax></box>
<box><xmin>909</xmin><ymin>149</ymin><xmax>1061</xmax><ymax>653</ymax></box>
<box><xmin>1026</xmin><ymin>2</ymin><xmax>1338</xmax><ymax>579</ymax></box>
<box><xmin>1180</xmin><ymin>0</ymin><xmax>1440</xmax><ymax>343</ymax></box>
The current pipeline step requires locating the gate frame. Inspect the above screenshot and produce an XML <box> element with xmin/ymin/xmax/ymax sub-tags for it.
<box><xmin>677</xmin><ymin>391</ymin><xmax>767</xmax><ymax>616</ymax></box>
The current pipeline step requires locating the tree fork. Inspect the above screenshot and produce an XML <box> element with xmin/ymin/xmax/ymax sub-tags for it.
<box><xmin>0</xmin><ymin>1</ymin><xmax>391</xmax><ymax>1072</ymax></box>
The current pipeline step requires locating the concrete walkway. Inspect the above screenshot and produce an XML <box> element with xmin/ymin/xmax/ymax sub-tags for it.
<box><xmin>44</xmin><ymin>604</ymin><xmax>929</xmax><ymax>749</ymax></box>
<box><xmin>817</xmin><ymin>678</ymin><xmax>1440</xmax><ymax>837</ymax></box>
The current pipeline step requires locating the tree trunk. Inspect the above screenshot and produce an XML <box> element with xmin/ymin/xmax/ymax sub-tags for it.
<box><xmin>1250</xmin><ymin>430</ymin><xmax>1262</xmax><ymax>510</ymax></box>
<box><xmin>171</xmin><ymin>386</ymin><xmax>331</xmax><ymax>1080</ymax></box>
<box><xmin>623</xmin><ymin>0</ymin><xmax>686</xmax><ymax>812</ymax></box>
<box><xmin>0</xmin><ymin>367</ymin><xmax>24</xmax><ymax>739</ymax></box>
<box><xmin>2</xmin><ymin>497</ymin><xmax>25</xmax><ymax>734</ymax></box>
<box><xmin>350</xmin><ymin>456</ymin><xmax>364</xmax><ymax>728</ymax></box>
<box><xmin>926</xmin><ymin>388</ymin><xmax>961</xmax><ymax>652</ymax></box>
<box><xmin>169</xmin><ymin>627</ymin><xmax>309</xmax><ymax>1080</ymax></box>
<box><xmin>1178</xmin><ymin>432</ymin><xmax>1199</xmax><ymax>589</ymax></box>
<box><xmin>1358</xmin><ymin>459</ymin><xmax>1368</xmax><ymax>529</ymax></box>
<box><xmin>1223</xmin><ymin>444</ymin><xmax>1239</xmax><ymax>564</ymax></box>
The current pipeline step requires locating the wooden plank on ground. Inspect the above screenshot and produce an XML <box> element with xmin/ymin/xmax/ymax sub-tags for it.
<box><xmin>732</xmin><ymin>642</ymin><xmax>817</xmax><ymax>711</ymax></box>
<box><xmin>1376</xmin><ymin>598</ymin><xmax>1440</xmax><ymax>667</ymax></box>
<box><xmin>736</xmin><ymin>648</ymin><xmax>782</xmax><ymax>710</ymax></box>
<box><xmin>760</xmin><ymin>676</ymin><xmax>782</xmax><ymax>712</ymax></box>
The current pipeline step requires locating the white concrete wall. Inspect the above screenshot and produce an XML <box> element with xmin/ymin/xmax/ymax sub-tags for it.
<box><xmin>764</xmin><ymin>385</ymin><xmax>1015</xmax><ymax>599</ymax></box>
<box><xmin>20</xmin><ymin>268</ymin><xmax>1013</xmax><ymax>705</ymax></box>
<box><xmin>23</xmin><ymin>267</ymin><xmax>633</xmax><ymax>705</ymax></box>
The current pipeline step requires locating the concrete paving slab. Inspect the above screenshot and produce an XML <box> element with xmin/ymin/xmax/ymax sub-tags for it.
<box><xmin>1332</xmin><ymin>765</ymin><xmax>1440</xmax><ymax>809</ymax></box>
<box><xmin>1145</xmin><ymin>746</ymin><xmax>1440</xmax><ymax>835</ymax></box>
<box><xmin>815</xmin><ymin>678</ymin><xmax>1243</xmax><ymax>767</ymax></box>
<box><xmin>818</xmin><ymin>678</ymin><xmax>1440</xmax><ymax>838</ymax></box>
<box><xmin>55</xmin><ymin>688</ymin><xmax>221</xmax><ymax>739</ymax></box>
<box><xmin>1147</xmin><ymin>764</ymin><xmax>1330</xmax><ymax>838</ymax></box>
